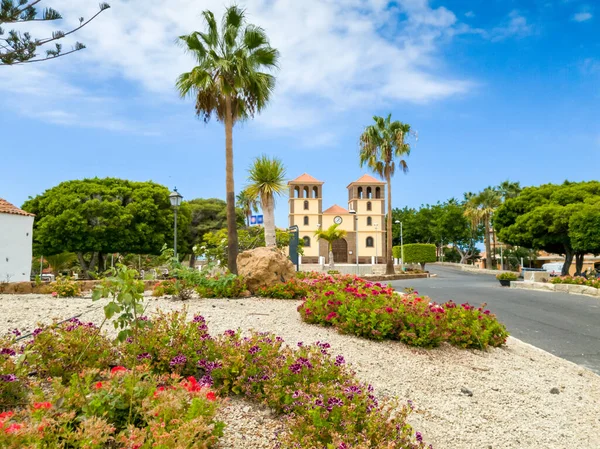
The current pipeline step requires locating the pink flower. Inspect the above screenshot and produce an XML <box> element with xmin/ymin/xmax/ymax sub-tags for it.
<box><xmin>325</xmin><ymin>312</ymin><xmax>338</xmax><ymax>321</ymax></box>
<box><xmin>33</xmin><ymin>402</ymin><xmax>52</xmax><ymax>410</ymax></box>
<box><xmin>110</xmin><ymin>366</ymin><xmax>127</xmax><ymax>375</ymax></box>
<box><xmin>51</xmin><ymin>292</ymin><xmax>58</xmax><ymax>297</ymax></box>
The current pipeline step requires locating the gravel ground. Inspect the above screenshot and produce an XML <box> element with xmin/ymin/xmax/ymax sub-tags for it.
<box><xmin>1</xmin><ymin>293</ymin><xmax>599</xmax><ymax>449</ymax></box>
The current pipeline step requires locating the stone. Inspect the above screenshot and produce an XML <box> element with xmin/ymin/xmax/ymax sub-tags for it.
<box><xmin>461</xmin><ymin>387</ymin><xmax>473</xmax><ymax>397</ymax></box>
<box><xmin>550</xmin><ymin>387</ymin><xmax>560</xmax><ymax>394</ymax></box>
<box><xmin>237</xmin><ymin>247</ymin><xmax>296</xmax><ymax>293</ymax></box>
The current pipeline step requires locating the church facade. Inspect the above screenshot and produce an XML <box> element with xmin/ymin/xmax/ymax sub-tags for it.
<box><xmin>288</xmin><ymin>173</ymin><xmax>386</xmax><ymax>264</ymax></box>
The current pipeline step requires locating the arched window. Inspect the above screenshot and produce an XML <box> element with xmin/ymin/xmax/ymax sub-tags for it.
<box><xmin>366</xmin><ymin>237</ymin><xmax>374</xmax><ymax>248</ymax></box>
<box><xmin>358</xmin><ymin>187</ymin><xmax>363</xmax><ymax>199</ymax></box>
<box><xmin>367</xmin><ymin>187</ymin><xmax>372</xmax><ymax>199</ymax></box>
<box><xmin>367</xmin><ymin>217</ymin><xmax>372</xmax><ymax>226</ymax></box>
<box><xmin>367</xmin><ymin>201</ymin><xmax>372</xmax><ymax>211</ymax></box>
<box><xmin>375</xmin><ymin>187</ymin><xmax>381</xmax><ymax>199</ymax></box>
<box><xmin>294</xmin><ymin>186</ymin><xmax>300</xmax><ymax>198</ymax></box>
<box><xmin>303</xmin><ymin>236</ymin><xmax>311</xmax><ymax>247</ymax></box>
<box><xmin>303</xmin><ymin>186</ymin><xmax>309</xmax><ymax>198</ymax></box>
<box><xmin>304</xmin><ymin>200</ymin><xmax>309</xmax><ymax>210</ymax></box>
<box><xmin>313</xmin><ymin>186</ymin><xmax>318</xmax><ymax>198</ymax></box>
<box><xmin>304</xmin><ymin>216</ymin><xmax>309</xmax><ymax>226</ymax></box>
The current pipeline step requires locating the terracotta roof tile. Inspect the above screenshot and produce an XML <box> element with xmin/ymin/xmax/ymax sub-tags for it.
<box><xmin>0</xmin><ymin>198</ymin><xmax>35</xmax><ymax>217</ymax></box>
<box><xmin>323</xmin><ymin>204</ymin><xmax>349</xmax><ymax>215</ymax></box>
<box><xmin>350</xmin><ymin>174</ymin><xmax>385</xmax><ymax>185</ymax></box>
<box><xmin>288</xmin><ymin>173</ymin><xmax>324</xmax><ymax>185</ymax></box>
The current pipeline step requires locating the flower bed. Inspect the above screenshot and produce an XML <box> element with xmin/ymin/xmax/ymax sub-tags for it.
<box><xmin>551</xmin><ymin>276</ymin><xmax>600</xmax><ymax>289</ymax></box>
<box><xmin>1</xmin><ymin>310</ymin><xmax>428</xmax><ymax>448</ymax></box>
<box><xmin>296</xmin><ymin>274</ymin><xmax>508</xmax><ymax>349</ymax></box>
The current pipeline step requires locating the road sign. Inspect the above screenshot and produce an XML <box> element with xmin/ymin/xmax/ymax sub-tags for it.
<box><xmin>250</xmin><ymin>215</ymin><xmax>264</xmax><ymax>225</ymax></box>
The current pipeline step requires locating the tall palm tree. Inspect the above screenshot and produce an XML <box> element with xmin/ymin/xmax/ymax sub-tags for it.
<box><xmin>464</xmin><ymin>187</ymin><xmax>502</xmax><ymax>269</ymax></box>
<box><xmin>246</xmin><ymin>155</ymin><xmax>286</xmax><ymax>247</ymax></box>
<box><xmin>359</xmin><ymin>114</ymin><xmax>412</xmax><ymax>275</ymax></box>
<box><xmin>498</xmin><ymin>180</ymin><xmax>522</xmax><ymax>200</ymax></box>
<box><xmin>314</xmin><ymin>224</ymin><xmax>348</xmax><ymax>271</ymax></box>
<box><xmin>176</xmin><ymin>6</ymin><xmax>279</xmax><ymax>274</ymax></box>
<box><xmin>236</xmin><ymin>188</ymin><xmax>260</xmax><ymax>227</ymax></box>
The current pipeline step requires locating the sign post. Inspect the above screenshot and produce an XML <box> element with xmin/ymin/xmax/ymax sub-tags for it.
<box><xmin>288</xmin><ymin>225</ymin><xmax>299</xmax><ymax>271</ymax></box>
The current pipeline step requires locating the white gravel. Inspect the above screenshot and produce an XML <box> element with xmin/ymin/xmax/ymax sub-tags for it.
<box><xmin>1</xmin><ymin>293</ymin><xmax>599</xmax><ymax>449</ymax></box>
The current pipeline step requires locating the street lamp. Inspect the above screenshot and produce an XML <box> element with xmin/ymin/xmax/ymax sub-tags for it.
<box><xmin>349</xmin><ymin>209</ymin><xmax>358</xmax><ymax>275</ymax></box>
<box><xmin>395</xmin><ymin>220</ymin><xmax>403</xmax><ymax>270</ymax></box>
<box><xmin>374</xmin><ymin>223</ymin><xmax>379</xmax><ymax>265</ymax></box>
<box><xmin>169</xmin><ymin>187</ymin><xmax>183</xmax><ymax>260</ymax></box>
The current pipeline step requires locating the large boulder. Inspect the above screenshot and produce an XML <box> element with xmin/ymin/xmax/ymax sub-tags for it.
<box><xmin>237</xmin><ymin>247</ymin><xmax>296</xmax><ymax>293</ymax></box>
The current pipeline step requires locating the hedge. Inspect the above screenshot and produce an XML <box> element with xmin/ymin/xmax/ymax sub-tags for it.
<box><xmin>397</xmin><ymin>243</ymin><xmax>437</xmax><ymax>270</ymax></box>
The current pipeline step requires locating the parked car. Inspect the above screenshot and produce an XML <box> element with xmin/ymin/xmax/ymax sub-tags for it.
<box><xmin>542</xmin><ymin>263</ymin><xmax>563</xmax><ymax>277</ymax></box>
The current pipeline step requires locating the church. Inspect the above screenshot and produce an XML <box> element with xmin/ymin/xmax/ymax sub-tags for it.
<box><xmin>288</xmin><ymin>173</ymin><xmax>386</xmax><ymax>264</ymax></box>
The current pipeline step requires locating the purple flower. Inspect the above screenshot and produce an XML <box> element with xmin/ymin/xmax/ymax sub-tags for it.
<box><xmin>1</xmin><ymin>348</ymin><xmax>16</xmax><ymax>357</ymax></box>
<box><xmin>292</xmin><ymin>390</ymin><xmax>301</xmax><ymax>399</ymax></box>
<box><xmin>407</xmin><ymin>399</ymin><xmax>414</xmax><ymax>410</ymax></box>
<box><xmin>137</xmin><ymin>352</ymin><xmax>151</xmax><ymax>360</ymax></box>
<box><xmin>416</xmin><ymin>432</ymin><xmax>423</xmax><ymax>443</ymax></box>
<box><xmin>198</xmin><ymin>359</ymin><xmax>222</xmax><ymax>373</ymax></box>
<box><xmin>314</xmin><ymin>398</ymin><xmax>324</xmax><ymax>407</ymax></box>
<box><xmin>199</xmin><ymin>374</ymin><xmax>213</xmax><ymax>387</ymax></box>
<box><xmin>138</xmin><ymin>316</ymin><xmax>149</xmax><ymax>321</ymax></box>
<box><xmin>224</xmin><ymin>329</ymin><xmax>236</xmax><ymax>337</ymax></box>
<box><xmin>11</xmin><ymin>329</ymin><xmax>21</xmax><ymax>337</ymax></box>
<box><xmin>193</xmin><ymin>315</ymin><xmax>205</xmax><ymax>323</ymax></box>
<box><xmin>32</xmin><ymin>328</ymin><xmax>43</xmax><ymax>337</ymax></box>
<box><xmin>338</xmin><ymin>444</ymin><xmax>348</xmax><ymax>449</ymax></box>
<box><xmin>289</xmin><ymin>363</ymin><xmax>302</xmax><ymax>374</ymax></box>
<box><xmin>0</xmin><ymin>374</ymin><xmax>17</xmax><ymax>382</ymax></box>
<box><xmin>297</xmin><ymin>341</ymin><xmax>303</xmax><ymax>347</ymax></box>
<box><xmin>327</xmin><ymin>397</ymin><xmax>344</xmax><ymax>407</ymax></box>
<box><xmin>248</xmin><ymin>345</ymin><xmax>260</xmax><ymax>355</ymax></box>
<box><xmin>169</xmin><ymin>354</ymin><xmax>187</xmax><ymax>366</ymax></box>
<box><xmin>275</xmin><ymin>336</ymin><xmax>284</xmax><ymax>342</ymax></box>
<box><xmin>335</xmin><ymin>355</ymin><xmax>345</xmax><ymax>366</ymax></box>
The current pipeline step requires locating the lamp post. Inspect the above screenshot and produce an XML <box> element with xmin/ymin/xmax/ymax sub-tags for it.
<box><xmin>169</xmin><ymin>188</ymin><xmax>183</xmax><ymax>261</ymax></box>
<box><xmin>349</xmin><ymin>209</ymin><xmax>358</xmax><ymax>275</ymax></box>
<box><xmin>374</xmin><ymin>223</ymin><xmax>379</xmax><ymax>265</ymax></box>
<box><xmin>395</xmin><ymin>220</ymin><xmax>403</xmax><ymax>270</ymax></box>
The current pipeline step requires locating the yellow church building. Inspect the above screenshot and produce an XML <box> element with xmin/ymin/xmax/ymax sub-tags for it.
<box><xmin>288</xmin><ymin>173</ymin><xmax>386</xmax><ymax>264</ymax></box>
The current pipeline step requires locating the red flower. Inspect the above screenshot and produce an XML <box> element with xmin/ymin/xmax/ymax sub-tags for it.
<box><xmin>33</xmin><ymin>402</ymin><xmax>52</xmax><ymax>410</ymax></box>
<box><xmin>181</xmin><ymin>376</ymin><xmax>202</xmax><ymax>392</ymax></box>
<box><xmin>94</xmin><ymin>382</ymin><xmax>103</xmax><ymax>390</ymax></box>
<box><xmin>385</xmin><ymin>307</ymin><xmax>394</xmax><ymax>314</ymax></box>
<box><xmin>4</xmin><ymin>423</ymin><xmax>23</xmax><ymax>434</ymax></box>
<box><xmin>0</xmin><ymin>411</ymin><xmax>13</xmax><ymax>422</ymax></box>
<box><xmin>111</xmin><ymin>366</ymin><xmax>127</xmax><ymax>375</ymax></box>
<box><xmin>153</xmin><ymin>386</ymin><xmax>165</xmax><ymax>398</ymax></box>
<box><xmin>206</xmin><ymin>391</ymin><xmax>216</xmax><ymax>401</ymax></box>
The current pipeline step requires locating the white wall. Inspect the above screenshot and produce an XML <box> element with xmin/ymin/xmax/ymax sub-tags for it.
<box><xmin>0</xmin><ymin>214</ymin><xmax>34</xmax><ymax>282</ymax></box>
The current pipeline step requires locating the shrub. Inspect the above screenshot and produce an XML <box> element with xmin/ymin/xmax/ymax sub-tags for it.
<box><xmin>23</xmin><ymin>319</ymin><xmax>119</xmax><ymax>382</ymax></box>
<box><xmin>297</xmin><ymin>275</ymin><xmax>508</xmax><ymax>349</ymax></box>
<box><xmin>0</xmin><ymin>366</ymin><xmax>223</xmax><ymax>448</ymax></box>
<box><xmin>327</xmin><ymin>270</ymin><xmax>340</xmax><ymax>275</ymax></box>
<box><xmin>551</xmin><ymin>276</ymin><xmax>600</xmax><ymax>289</ymax></box>
<box><xmin>50</xmin><ymin>276</ymin><xmax>81</xmax><ymax>297</ymax></box>
<box><xmin>256</xmin><ymin>278</ymin><xmax>309</xmax><ymax>299</ymax></box>
<box><xmin>195</xmin><ymin>274</ymin><xmax>246</xmax><ymax>298</ymax></box>
<box><xmin>392</xmin><ymin>246</ymin><xmax>402</xmax><ymax>259</ymax></box>
<box><xmin>151</xmin><ymin>279</ymin><xmax>178</xmax><ymax>297</ymax></box>
<box><xmin>0</xmin><ymin>336</ymin><xmax>28</xmax><ymax>410</ymax></box>
<box><xmin>496</xmin><ymin>272</ymin><xmax>518</xmax><ymax>281</ymax></box>
<box><xmin>403</xmin><ymin>244</ymin><xmax>437</xmax><ymax>270</ymax></box>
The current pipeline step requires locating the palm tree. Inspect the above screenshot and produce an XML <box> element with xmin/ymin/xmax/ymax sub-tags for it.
<box><xmin>359</xmin><ymin>114</ymin><xmax>412</xmax><ymax>275</ymax></box>
<box><xmin>236</xmin><ymin>188</ymin><xmax>260</xmax><ymax>227</ymax></box>
<box><xmin>45</xmin><ymin>252</ymin><xmax>77</xmax><ymax>275</ymax></box>
<box><xmin>314</xmin><ymin>224</ymin><xmax>348</xmax><ymax>271</ymax></box>
<box><xmin>498</xmin><ymin>180</ymin><xmax>522</xmax><ymax>200</ymax></box>
<box><xmin>176</xmin><ymin>6</ymin><xmax>279</xmax><ymax>274</ymax></box>
<box><xmin>464</xmin><ymin>187</ymin><xmax>502</xmax><ymax>269</ymax></box>
<box><xmin>246</xmin><ymin>155</ymin><xmax>286</xmax><ymax>247</ymax></box>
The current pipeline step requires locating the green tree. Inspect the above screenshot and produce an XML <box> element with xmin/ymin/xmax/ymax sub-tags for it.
<box><xmin>236</xmin><ymin>188</ymin><xmax>259</xmax><ymax>227</ymax></box>
<box><xmin>44</xmin><ymin>252</ymin><xmax>77</xmax><ymax>275</ymax></box>
<box><xmin>246</xmin><ymin>155</ymin><xmax>286</xmax><ymax>247</ymax></box>
<box><xmin>402</xmin><ymin>243</ymin><xmax>437</xmax><ymax>271</ymax></box>
<box><xmin>464</xmin><ymin>187</ymin><xmax>502</xmax><ymax>269</ymax></box>
<box><xmin>1</xmin><ymin>1</ymin><xmax>110</xmax><ymax>65</ymax></box>
<box><xmin>495</xmin><ymin>181</ymin><xmax>600</xmax><ymax>275</ymax></box>
<box><xmin>22</xmin><ymin>178</ymin><xmax>182</xmax><ymax>279</ymax></box>
<box><xmin>359</xmin><ymin>114</ymin><xmax>413</xmax><ymax>275</ymax></box>
<box><xmin>176</xmin><ymin>6</ymin><xmax>279</xmax><ymax>274</ymax></box>
<box><xmin>314</xmin><ymin>224</ymin><xmax>348</xmax><ymax>271</ymax></box>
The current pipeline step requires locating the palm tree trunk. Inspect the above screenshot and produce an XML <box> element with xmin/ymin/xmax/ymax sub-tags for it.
<box><xmin>224</xmin><ymin>95</ymin><xmax>239</xmax><ymax>274</ymax></box>
<box><xmin>385</xmin><ymin>168</ymin><xmax>394</xmax><ymax>275</ymax></box>
<box><xmin>329</xmin><ymin>250</ymin><xmax>334</xmax><ymax>271</ymax></box>
<box><xmin>263</xmin><ymin>194</ymin><xmax>277</xmax><ymax>247</ymax></box>
<box><xmin>484</xmin><ymin>216</ymin><xmax>492</xmax><ymax>269</ymax></box>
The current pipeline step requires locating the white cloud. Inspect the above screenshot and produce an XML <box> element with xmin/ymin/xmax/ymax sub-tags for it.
<box><xmin>489</xmin><ymin>10</ymin><xmax>534</xmax><ymax>42</ymax></box>
<box><xmin>572</xmin><ymin>12</ymin><xmax>593</xmax><ymax>22</ymax></box>
<box><xmin>0</xmin><ymin>0</ymin><xmax>473</xmax><ymax>140</ymax></box>
<box><xmin>465</xmin><ymin>11</ymin><xmax>475</xmax><ymax>18</ymax></box>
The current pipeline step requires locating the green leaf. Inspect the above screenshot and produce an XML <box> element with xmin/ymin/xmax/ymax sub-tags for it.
<box><xmin>104</xmin><ymin>302</ymin><xmax>121</xmax><ymax>319</ymax></box>
<box><xmin>92</xmin><ymin>288</ymin><xmax>103</xmax><ymax>301</ymax></box>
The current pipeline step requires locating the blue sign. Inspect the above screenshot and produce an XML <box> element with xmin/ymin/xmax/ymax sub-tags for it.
<box><xmin>250</xmin><ymin>215</ymin><xmax>264</xmax><ymax>225</ymax></box>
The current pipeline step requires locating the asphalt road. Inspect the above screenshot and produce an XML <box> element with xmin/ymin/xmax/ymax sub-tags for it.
<box><xmin>389</xmin><ymin>265</ymin><xmax>600</xmax><ymax>375</ymax></box>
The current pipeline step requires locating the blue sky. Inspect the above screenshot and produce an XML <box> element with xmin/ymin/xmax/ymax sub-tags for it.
<box><xmin>1</xmin><ymin>0</ymin><xmax>598</xmax><ymax>227</ymax></box>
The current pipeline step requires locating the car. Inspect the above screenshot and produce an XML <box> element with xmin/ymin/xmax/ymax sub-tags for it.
<box><xmin>542</xmin><ymin>262</ymin><xmax>563</xmax><ymax>277</ymax></box>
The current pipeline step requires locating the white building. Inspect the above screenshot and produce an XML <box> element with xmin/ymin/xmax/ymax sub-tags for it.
<box><xmin>0</xmin><ymin>198</ymin><xmax>35</xmax><ymax>282</ymax></box>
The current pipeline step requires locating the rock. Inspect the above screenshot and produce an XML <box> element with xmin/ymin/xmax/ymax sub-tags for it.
<box><xmin>240</xmin><ymin>290</ymin><xmax>252</xmax><ymax>298</ymax></box>
<box><xmin>237</xmin><ymin>247</ymin><xmax>296</xmax><ymax>293</ymax></box>
<box><xmin>550</xmin><ymin>387</ymin><xmax>560</xmax><ymax>394</ymax></box>
<box><xmin>461</xmin><ymin>387</ymin><xmax>473</xmax><ymax>397</ymax></box>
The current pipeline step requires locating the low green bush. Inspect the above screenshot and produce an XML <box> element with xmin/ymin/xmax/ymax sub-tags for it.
<box><xmin>50</xmin><ymin>276</ymin><xmax>81</xmax><ymax>297</ymax></box>
<box><xmin>496</xmin><ymin>272</ymin><xmax>518</xmax><ymax>281</ymax></box>
<box><xmin>256</xmin><ymin>278</ymin><xmax>309</xmax><ymax>299</ymax></box>
<box><xmin>551</xmin><ymin>276</ymin><xmax>600</xmax><ymax>289</ymax></box>
<box><xmin>402</xmin><ymin>244</ymin><xmax>437</xmax><ymax>270</ymax></box>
